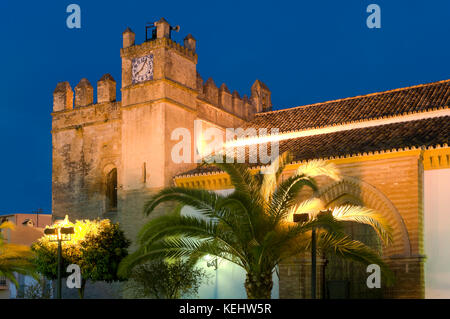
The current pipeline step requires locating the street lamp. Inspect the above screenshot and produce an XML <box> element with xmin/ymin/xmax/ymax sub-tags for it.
<box><xmin>293</xmin><ymin>209</ymin><xmax>332</xmax><ymax>299</ymax></box>
<box><xmin>44</xmin><ymin>216</ymin><xmax>74</xmax><ymax>299</ymax></box>
<box><xmin>205</xmin><ymin>256</ymin><xmax>219</xmax><ymax>299</ymax></box>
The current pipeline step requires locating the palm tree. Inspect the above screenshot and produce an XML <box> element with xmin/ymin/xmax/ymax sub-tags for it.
<box><xmin>0</xmin><ymin>221</ymin><xmax>37</xmax><ymax>289</ymax></box>
<box><xmin>119</xmin><ymin>153</ymin><xmax>393</xmax><ymax>299</ymax></box>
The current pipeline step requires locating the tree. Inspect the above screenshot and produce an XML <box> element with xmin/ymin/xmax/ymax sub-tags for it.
<box><xmin>125</xmin><ymin>259</ymin><xmax>210</xmax><ymax>299</ymax></box>
<box><xmin>119</xmin><ymin>153</ymin><xmax>393</xmax><ymax>299</ymax></box>
<box><xmin>0</xmin><ymin>221</ymin><xmax>36</xmax><ymax>289</ymax></box>
<box><xmin>32</xmin><ymin>218</ymin><xmax>130</xmax><ymax>298</ymax></box>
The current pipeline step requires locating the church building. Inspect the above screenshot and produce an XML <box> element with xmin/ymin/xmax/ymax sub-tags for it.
<box><xmin>51</xmin><ymin>18</ymin><xmax>450</xmax><ymax>299</ymax></box>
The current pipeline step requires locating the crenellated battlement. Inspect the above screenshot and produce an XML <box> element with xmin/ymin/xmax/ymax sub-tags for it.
<box><xmin>121</xmin><ymin>18</ymin><xmax>197</xmax><ymax>63</ymax></box>
<box><xmin>196</xmin><ymin>74</ymin><xmax>271</xmax><ymax>120</ymax></box>
<box><xmin>53</xmin><ymin>74</ymin><xmax>118</xmax><ymax>114</ymax></box>
<box><xmin>52</xmin><ymin>18</ymin><xmax>271</xmax><ymax>125</ymax></box>
<box><xmin>120</xmin><ymin>33</ymin><xmax>197</xmax><ymax>62</ymax></box>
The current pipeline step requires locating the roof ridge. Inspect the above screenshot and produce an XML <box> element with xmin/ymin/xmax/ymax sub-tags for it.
<box><xmin>256</xmin><ymin>79</ymin><xmax>450</xmax><ymax>116</ymax></box>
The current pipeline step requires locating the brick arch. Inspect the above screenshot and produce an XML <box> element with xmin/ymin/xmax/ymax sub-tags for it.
<box><xmin>316</xmin><ymin>176</ymin><xmax>411</xmax><ymax>257</ymax></box>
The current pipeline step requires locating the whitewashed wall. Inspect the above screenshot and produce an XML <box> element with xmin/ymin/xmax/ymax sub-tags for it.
<box><xmin>181</xmin><ymin>189</ymin><xmax>279</xmax><ymax>299</ymax></box>
<box><xmin>424</xmin><ymin>168</ymin><xmax>450</xmax><ymax>298</ymax></box>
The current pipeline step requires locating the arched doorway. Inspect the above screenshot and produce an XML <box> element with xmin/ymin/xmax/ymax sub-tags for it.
<box><xmin>324</xmin><ymin>194</ymin><xmax>383</xmax><ymax>298</ymax></box>
<box><xmin>316</xmin><ymin>177</ymin><xmax>412</xmax><ymax>299</ymax></box>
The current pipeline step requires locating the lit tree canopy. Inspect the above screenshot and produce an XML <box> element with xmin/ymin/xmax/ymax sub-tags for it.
<box><xmin>32</xmin><ymin>218</ymin><xmax>130</xmax><ymax>298</ymax></box>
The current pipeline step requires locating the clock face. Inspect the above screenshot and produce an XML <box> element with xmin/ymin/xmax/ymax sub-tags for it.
<box><xmin>132</xmin><ymin>54</ymin><xmax>154</xmax><ymax>84</ymax></box>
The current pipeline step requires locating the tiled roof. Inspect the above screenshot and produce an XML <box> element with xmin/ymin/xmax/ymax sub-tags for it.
<box><xmin>176</xmin><ymin>116</ymin><xmax>449</xmax><ymax>178</ymax></box>
<box><xmin>281</xmin><ymin>115</ymin><xmax>449</xmax><ymax>162</ymax></box>
<box><xmin>247</xmin><ymin>80</ymin><xmax>450</xmax><ymax>132</ymax></box>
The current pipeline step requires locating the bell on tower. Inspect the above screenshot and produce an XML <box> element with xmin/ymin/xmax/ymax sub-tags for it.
<box><xmin>145</xmin><ymin>18</ymin><xmax>180</xmax><ymax>41</ymax></box>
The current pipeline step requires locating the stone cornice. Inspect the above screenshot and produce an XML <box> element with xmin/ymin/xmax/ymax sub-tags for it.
<box><xmin>423</xmin><ymin>146</ymin><xmax>450</xmax><ymax>170</ymax></box>
<box><xmin>120</xmin><ymin>97</ymin><xmax>197</xmax><ymax>114</ymax></box>
<box><xmin>51</xmin><ymin>101</ymin><xmax>121</xmax><ymax>117</ymax></box>
<box><xmin>51</xmin><ymin>118</ymin><xmax>121</xmax><ymax>134</ymax></box>
<box><xmin>121</xmin><ymin>77</ymin><xmax>198</xmax><ymax>94</ymax></box>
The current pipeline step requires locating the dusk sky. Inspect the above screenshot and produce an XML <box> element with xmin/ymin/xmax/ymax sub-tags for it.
<box><xmin>0</xmin><ymin>0</ymin><xmax>449</xmax><ymax>215</ymax></box>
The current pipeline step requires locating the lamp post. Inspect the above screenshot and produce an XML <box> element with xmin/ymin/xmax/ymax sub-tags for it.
<box><xmin>44</xmin><ymin>218</ymin><xmax>74</xmax><ymax>299</ymax></box>
<box><xmin>293</xmin><ymin>209</ymin><xmax>332</xmax><ymax>299</ymax></box>
<box><xmin>206</xmin><ymin>256</ymin><xmax>218</xmax><ymax>299</ymax></box>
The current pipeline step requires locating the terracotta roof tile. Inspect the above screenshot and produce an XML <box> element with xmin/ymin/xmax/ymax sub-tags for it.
<box><xmin>247</xmin><ymin>80</ymin><xmax>450</xmax><ymax>132</ymax></box>
<box><xmin>176</xmin><ymin>116</ymin><xmax>449</xmax><ymax>178</ymax></box>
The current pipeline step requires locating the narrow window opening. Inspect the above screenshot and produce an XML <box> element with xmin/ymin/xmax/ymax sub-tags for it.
<box><xmin>142</xmin><ymin>162</ymin><xmax>147</xmax><ymax>184</ymax></box>
<box><xmin>106</xmin><ymin>168</ymin><xmax>118</xmax><ymax>211</ymax></box>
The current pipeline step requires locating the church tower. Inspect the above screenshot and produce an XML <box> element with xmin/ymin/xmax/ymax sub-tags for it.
<box><xmin>118</xmin><ymin>19</ymin><xmax>199</xmax><ymax>221</ymax></box>
<box><xmin>51</xmin><ymin>18</ymin><xmax>267</xmax><ymax>247</ymax></box>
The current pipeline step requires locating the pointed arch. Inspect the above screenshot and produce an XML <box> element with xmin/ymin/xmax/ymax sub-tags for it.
<box><xmin>316</xmin><ymin>176</ymin><xmax>411</xmax><ymax>257</ymax></box>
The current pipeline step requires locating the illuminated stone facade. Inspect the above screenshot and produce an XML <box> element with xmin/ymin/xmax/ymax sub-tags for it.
<box><xmin>51</xmin><ymin>18</ymin><xmax>450</xmax><ymax>298</ymax></box>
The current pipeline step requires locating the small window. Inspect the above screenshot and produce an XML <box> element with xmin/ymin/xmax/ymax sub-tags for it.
<box><xmin>106</xmin><ymin>168</ymin><xmax>118</xmax><ymax>211</ymax></box>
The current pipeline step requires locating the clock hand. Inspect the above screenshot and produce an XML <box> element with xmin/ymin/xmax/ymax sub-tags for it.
<box><xmin>136</xmin><ymin>61</ymin><xmax>145</xmax><ymax>76</ymax></box>
<box><xmin>137</xmin><ymin>60</ymin><xmax>148</xmax><ymax>76</ymax></box>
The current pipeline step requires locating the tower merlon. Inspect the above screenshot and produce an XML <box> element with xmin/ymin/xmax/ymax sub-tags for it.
<box><xmin>155</xmin><ymin>18</ymin><xmax>171</xmax><ymax>39</ymax></box>
<box><xmin>219</xmin><ymin>83</ymin><xmax>233</xmax><ymax>113</ymax></box>
<box><xmin>184</xmin><ymin>34</ymin><xmax>196</xmax><ymax>52</ymax></box>
<box><xmin>196</xmin><ymin>72</ymin><xmax>204</xmax><ymax>93</ymax></box>
<box><xmin>74</xmin><ymin>78</ymin><xmax>94</xmax><ymax>107</ymax></box>
<box><xmin>123</xmin><ymin>27</ymin><xmax>135</xmax><ymax>48</ymax></box>
<box><xmin>97</xmin><ymin>74</ymin><xmax>117</xmax><ymax>103</ymax></box>
<box><xmin>251</xmin><ymin>79</ymin><xmax>272</xmax><ymax>112</ymax></box>
<box><xmin>203</xmin><ymin>77</ymin><xmax>219</xmax><ymax>106</ymax></box>
<box><xmin>231</xmin><ymin>90</ymin><xmax>244</xmax><ymax>119</ymax></box>
<box><xmin>242</xmin><ymin>94</ymin><xmax>255</xmax><ymax>120</ymax></box>
<box><xmin>53</xmin><ymin>81</ymin><xmax>73</xmax><ymax>112</ymax></box>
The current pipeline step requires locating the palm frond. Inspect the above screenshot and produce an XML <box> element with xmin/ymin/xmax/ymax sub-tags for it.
<box><xmin>331</xmin><ymin>205</ymin><xmax>393</xmax><ymax>245</ymax></box>
<box><xmin>206</xmin><ymin>159</ymin><xmax>263</xmax><ymax>205</ymax></box>
<box><xmin>287</xmin><ymin>198</ymin><xmax>326</xmax><ymax>221</ymax></box>
<box><xmin>137</xmin><ymin>213</ymin><xmax>218</xmax><ymax>247</ymax></box>
<box><xmin>267</xmin><ymin>175</ymin><xmax>317</xmax><ymax>223</ymax></box>
<box><xmin>143</xmin><ymin>187</ymin><xmax>223</xmax><ymax>216</ymax></box>
<box><xmin>318</xmin><ymin>231</ymin><xmax>394</xmax><ymax>286</ymax></box>
<box><xmin>0</xmin><ymin>221</ymin><xmax>15</xmax><ymax>230</ymax></box>
<box><xmin>259</xmin><ymin>152</ymin><xmax>293</xmax><ymax>203</ymax></box>
<box><xmin>118</xmin><ymin>236</ymin><xmax>205</xmax><ymax>277</ymax></box>
<box><xmin>295</xmin><ymin>160</ymin><xmax>341</xmax><ymax>181</ymax></box>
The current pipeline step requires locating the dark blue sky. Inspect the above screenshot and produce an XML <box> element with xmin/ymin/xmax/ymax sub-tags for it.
<box><xmin>0</xmin><ymin>0</ymin><xmax>449</xmax><ymax>215</ymax></box>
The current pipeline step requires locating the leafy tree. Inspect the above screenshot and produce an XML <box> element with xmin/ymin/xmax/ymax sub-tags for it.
<box><xmin>119</xmin><ymin>153</ymin><xmax>393</xmax><ymax>299</ymax></box>
<box><xmin>32</xmin><ymin>218</ymin><xmax>130</xmax><ymax>298</ymax></box>
<box><xmin>0</xmin><ymin>221</ymin><xmax>36</xmax><ymax>288</ymax></box>
<box><xmin>125</xmin><ymin>259</ymin><xmax>210</xmax><ymax>299</ymax></box>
